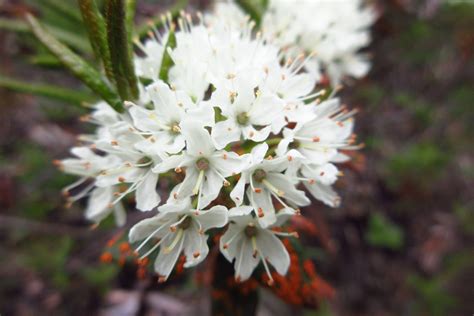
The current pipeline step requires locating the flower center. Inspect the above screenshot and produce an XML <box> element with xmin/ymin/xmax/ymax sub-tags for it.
<box><xmin>236</xmin><ymin>112</ymin><xmax>249</xmax><ymax>126</ymax></box>
<box><xmin>244</xmin><ymin>224</ymin><xmax>258</xmax><ymax>238</ymax></box>
<box><xmin>170</xmin><ymin>121</ymin><xmax>181</xmax><ymax>134</ymax></box>
<box><xmin>195</xmin><ymin>158</ymin><xmax>210</xmax><ymax>171</ymax></box>
<box><xmin>178</xmin><ymin>216</ymin><xmax>192</xmax><ymax>230</ymax></box>
<box><xmin>253</xmin><ymin>169</ymin><xmax>267</xmax><ymax>182</ymax></box>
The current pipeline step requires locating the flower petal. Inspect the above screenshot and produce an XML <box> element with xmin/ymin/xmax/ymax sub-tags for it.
<box><xmin>195</xmin><ymin>205</ymin><xmax>228</xmax><ymax>231</ymax></box>
<box><xmin>247</xmin><ymin>186</ymin><xmax>277</xmax><ymax>228</ymax></box>
<box><xmin>135</xmin><ymin>171</ymin><xmax>160</xmax><ymax>211</ymax></box>
<box><xmin>256</xmin><ymin>230</ymin><xmax>290</xmax><ymax>276</ymax></box>
<box><xmin>183</xmin><ymin>224</ymin><xmax>209</xmax><ymax>267</ymax></box>
<box><xmin>154</xmin><ymin>233</ymin><xmax>185</xmax><ymax>280</ymax></box>
<box><xmin>211</xmin><ymin>119</ymin><xmax>241</xmax><ymax>149</ymax></box>
<box><xmin>85</xmin><ymin>186</ymin><xmax>113</xmax><ymax>223</ymax></box>
<box><xmin>180</xmin><ymin>120</ymin><xmax>215</xmax><ymax>157</ymax></box>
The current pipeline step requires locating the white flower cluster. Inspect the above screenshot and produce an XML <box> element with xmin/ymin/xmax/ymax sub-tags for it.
<box><xmin>58</xmin><ymin>12</ymin><xmax>358</xmax><ymax>283</ymax></box>
<box><xmin>212</xmin><ymin>0</ymin><xmax>376</xmax><ymax>84</ymax></box>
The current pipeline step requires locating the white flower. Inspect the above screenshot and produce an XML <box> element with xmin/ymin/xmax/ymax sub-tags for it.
<box><xmin>210</xmin><ymin>77</ymin><xmax>285</xmax><ymax>149</ymax></box>
<box><xmin>57</xmin><ymin>147</ymin><xmax>126</xmax><ymax>226</ymax></box>
<box><xmin>154</xmin><ymin>120</ymin><xmax>249</xmax><ymax>208</ymax></box>
<box><xmin>219</xmin><ymin>206</ymin><xmax>295</xmax><ymax>283</ymax></box>
<box><xmin>231</xmin><ymin>143</ymin><xmax>309</xmax><ymax>227</ymax></box>
<box><xmin>129</xmin><ymin>199</ymin><xmax>228</xmax><ymax>281</ymax></box>
<box><xmin>128</xmin><ymin>81</ymin><xmax>214</xmax><ymax>155</ymax></box>
<box><xmin>277</xmin><ymin>98</ymin><xmax>356</xmax><ymax>165</ymax></box>
<box><xmin>262</xmin><ymin>0</ymin><xmax>376</xmax><ymax>84</ymax></box>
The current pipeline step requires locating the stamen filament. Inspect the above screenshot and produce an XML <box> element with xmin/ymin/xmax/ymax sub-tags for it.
<box><xmin>164</xmin><ymin>229</ymin><xmax>184</xmax><ymax>254</ymax></box>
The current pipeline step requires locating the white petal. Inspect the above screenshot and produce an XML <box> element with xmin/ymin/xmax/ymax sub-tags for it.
<box><xmin>250</xmin><ymin>143</ymin><xmax>268</xmax><ymax>163</ymax></box>
<box><xmin>195</xmin><ymin>205</ymin><xmax>228</xmax><ymax>231</ymax></box>
<box><xmin>234</xmin><ymin>238</ymin><xmax>260</xmax><ymax>281</ymax></box>
<box><xmin>186</xmin><ymin>102</ymin><xmax>215</xmax><ymax>127</ymax></box>
<box><xmin>257</xmin><ymin>230</ymin><xmax>290</xmax><ymax>276</ymax></box>
<box><xmin>147</xmin><ymin>81</ymin><xmax>183</xmax><ymax>122</ymax></box>
<box><xmin>183</xmin><ymin>224</ymin><xmax>209</xmax><ymax>267</ymax></box>
<box><xmin>152</xmin><ymin>154</ymin><xmax>186</xmax><ymax>173</ymax></box>
<box><xmin>274</xmin><ymin>207</ymin><xmax>296</xmax><ymax>227</ymax></box>
<box><xmin>243</xmin><ymin>125</ymin><xmax>272</xmax><ymax>143</ymax></box>
<box><xmin>247</xmin><ymin>186</ymin><xmax>277</xmax><ymax>228</ymax></box>
<box><xmin>167</xmin><ymin>167</ymin><xmax>199</xmax><ymax>201</ymax></box>
<box><xmin>128</xmin><ymin>106</ymin><xmax>161</xmax><ymax>132</ymax></box>
<box><xmin>303</xmin><ymin>180</ymin><xmax>341</xmax><ymax>207</ymax></box>
<box><xmin>135</xmin><ymin>171</ymin><xmax>160</xmax><ymax>211</ymax></box>
<box><xmin>210</xmin><ymin>151</ymin><xmax>248</xmax><ymax>177</ymax></box>
<box><xmin>199</xmin><ymin>169</ymin><xmax>223</xmax><ymax>208</ymax></box>
<box><xmin>180</xmin><ymin>120</ymin><xmax>215</xmax><ymax>157</ymax></box>
<box><xmin>158</xmin><ymin>198</ymin><xmax>191</xmax><ymax>214</ymax></box>
<box><xmin>128</xmin><ymin>214</ymin><xmax>170</xmax><ymax>243</ymax></box>
<box><xmin>211</xmin><ymin>119</ymin><xmax>241</xmax><ymax>149</ymax></box>
<box><xmin>85</xmin><ymin>186</ymin><xmax>113</xmax><ymax>223</ymax></box>
<box><xmin>154</xmin><ymin>233</ymin><xmax>185</xmax><ymax>279</ymax></box>
<box><xmin>248</xmin><ymin>95</ymin><xmax>284</xmax><ymax>126</ymax></box>
<box><xmin>265</xmin><ymin>173</ymin><xmax>310</xmax><ymax>206</ymax></box>
<box><xmin>228</xmin><ymin>205</ymin><xmax>253</xmax><ymax>217</ymax></box>
<box><xmin>220</xmin><ymin>224</ymin><xmax>244</xmax><ymax>262</ymax></box>
<box><xmin>230</xmin><ymin>173</ymin><xmax>247</xmax><ymax>206</ymax></box>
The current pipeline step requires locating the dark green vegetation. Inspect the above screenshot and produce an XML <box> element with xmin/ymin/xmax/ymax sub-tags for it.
<box><xmin>0</xmin><ymin>0</ymin><xmax>472</xmax><ymax>315</ymax></box>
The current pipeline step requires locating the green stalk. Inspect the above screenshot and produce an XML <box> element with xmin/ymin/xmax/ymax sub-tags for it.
<box><xmin>105</xmin><ymin>0</ymin><xmax>138</xmax><ymax>100</ymax></box>
<box><xmin>26</xmin><ymin>14</ymin><xmax>123</xmax><ymax>112</ymax></box>
<box><xmin>125</xmin><ymin>0</ymin><xmax>139</xmax><ymax>99</ymax></box>
<box><xmin>78</xmin><ymin>0</ymin><xmax>114</xmax><ymax>82</ymax></box>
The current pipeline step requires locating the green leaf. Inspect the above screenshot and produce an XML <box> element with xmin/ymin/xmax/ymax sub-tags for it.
<box><xmin>26</xmin><ymin>14</ymin><xmax>123</xmax><ymax>112</ymax></box>
<box><xmin>366</xmin><ymin>213</ymin><xmax>404</xmax><ymax>250</ymax></box>
<box><xmin>78</xmin><ymin>0</ymin><xmax>114</xmax><ymax>81</ymax></box>
<box><xmin>159</xmin><ymin>28</ymin><xmax>176</xmax><ymax>83</ymax></box>
<box><xmin>0</xmin><ymin>75</ymin><xmax>95</xmax><ymax>106</ymax></box>
<box><xmin>125</xmin><ymin>0</ymin><xmax>139</xmax><ymax>98</ymax></box>
<box><xmin>105</xmin><ymin>0</ymin><xmax>139</xmax><ymax>100</ymax></box>
<box><xmin>28</xmin><ymin>54</ymin><xmax>62</xmax><ymax>67</ymax></box>
<box><xmin>137</xmin><ymin>0</ymin><xmax>188</xmax><ymax>39</ymax></box>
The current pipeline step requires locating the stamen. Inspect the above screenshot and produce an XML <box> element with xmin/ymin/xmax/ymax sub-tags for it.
<box><xmin>192</xmin><ymin>170</ymin><xmax>205</xmax><ymax>195</ymax></box>
<box><xmin>164</xmin><ymin>229</ymin><xmax>184</xmax><ymax>254</ymax></box>
<box><xmin>262</xmin><ymin>179</ymin><xmax>284</xmax><ymax>197</ymax></box>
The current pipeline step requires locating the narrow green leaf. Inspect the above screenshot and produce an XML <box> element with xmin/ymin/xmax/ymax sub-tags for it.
<box><xmin>159</xmin><ymin>28</ymin><xmax>176</xmax><ymax>83</ymax></box>
<box><xmin>0</xmin><ymin>75</ymin><xmax>95</xmax><ymax>106</ymax></box>
<box><xmin>0</xmin><ymin>18</ymin><xmax>91</xmax><ymax>53</ymax></box>
<box><xmin>137</xmin><ymin>0</ymin><xmax>188</xmax><ymax>39</ymax></box>
<box><xmin>78</xmin><ymin>0</ymin><xmax>114</xmax><ymax>81</ymax></box>
<box><xmin>105</xmin><ymin>0</ymin><xmax>138</xmax><ymax>100</ymax></box>
<box><xmin>26</xmin><ymin>14</ymin><xmax>123</xmax><ymax>112</ymax></box>
<box><xmin>125</xmin><ymin>0</ymin><xmax>139</xmax><ymax>99</ymax></box>
<box><xmin>29</xmin><ymin>54</ymin><xmax>62</xmax><ymax>67</ymax></box>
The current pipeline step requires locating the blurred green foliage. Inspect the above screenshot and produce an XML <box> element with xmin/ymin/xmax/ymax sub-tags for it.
<box><xmin>365</xmin><ymin>213</ymin><xmax>404</xmax><ymax>250</ymax></box>
<box><xmin>386</xmin><ymin>143</ymin><xmax>449</xmax><ymax>190</ymax></box>
<box><xmin>23</xmin><ymin>237</ymin><xmax>73</xmax><ymax>289</ymax></box>
<box><xmin>394</xmin><ymin>92</ymin><xmax>433</xmax><ymax>127</ymax></box>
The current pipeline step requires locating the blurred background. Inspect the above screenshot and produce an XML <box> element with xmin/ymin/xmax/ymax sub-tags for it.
<box><xmin>0</xmin><ymin>0</ymin><xmax>473</xmax><ymax>315</ymax></box>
